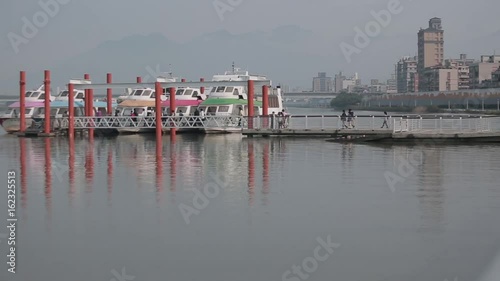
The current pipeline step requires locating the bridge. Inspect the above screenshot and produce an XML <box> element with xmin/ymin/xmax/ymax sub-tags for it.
<box><xmin>283</xmin><ymin>92</ymin><xmax>338</xmax><ymax>99</ymax></box>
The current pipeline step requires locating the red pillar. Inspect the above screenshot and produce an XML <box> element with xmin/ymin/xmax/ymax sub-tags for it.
<box><xmin>44</xmin><ymin>70</ymin><xmax>51</xmax><ymax>134</ymax></box>
<box><xmin>84</xmin><ymin>74</ymin><xmax>90</xmax><ymax>116</ymax></box>
<box><xmin>262</xmin><ymin>85</ymin><xmax>269</xmax><ymax>128</ymax></box>
<box><xmin>200</xmin><ymin>78</ymin><xmax>205</xmax><ymax>94</ymax></box>
<box><xmin>181</xmin><ymin>78</ymin><xmax>186</xmax><ymax>82</ymax></box>
<box><xmin>68</xmin><ymin>84</ymin><xmax>74</xmax><ymax>138</ymax></box>
<box><xmin>88</xmin><ymin>82</ymin><xmax>94</xmax><ymax>139</ymax></box>
<box><xmin>44</xmin><ymin>138</ymin><xmax>52</xmax><ymax>220</ymax></box>
<box><xmin>155</xmin><ymin>82</ymin><xmax>163</xmax><ymax>138</ymax></box>
<box><xmin>137</xmin><ymin>76</ymin><xmax>142</xmax><ymax>83</ymax></box>
<box><xmin>248</xmin><ymin>141</ymin><xmax>255</xmax><ymax>206</ymax></box>
<box><xmin>169</xmin><ymin>87</ymin><xmax>176</xmax><ymax>136</ymax></box>
<box><xmin>20</xmin><ymin>138</ymin><xmax>27</xmax><ymax>210</ymax></box>
<box><xmin>247</xmin><ymin>80</ymin><xmax>255</xmax><ymax>129</ymax></box>
<box><xmin>19</xmin><ymin>71</ymin><xmax>26</xmax><ymax>132</ymax></box>
<box><xmin>107</xmin><ymin>73</ymin><xmax>113</xmax><ymax>115</ymax></box>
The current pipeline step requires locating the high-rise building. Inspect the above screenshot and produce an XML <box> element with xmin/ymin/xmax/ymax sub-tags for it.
<box><xmin>469</xmin><ymin>55</ymin><xmax>500</xmax><ymax>88</ymax></box>
<box><xmin>312</xmin><ymin>72</ymin><xmax>333</xmax><ymax>92</ymax></box>
<box><xmin>444</xmin><ymin>54</ymin><xmax>476</xmax><ymax>90</ymax></box>
<box><xmin>417</xmin><ymin>18</ymin><xmax>444</xmax><ymax>73</ymax></box>
<box><xmin>334</xmin><ymin>72</ymin><xmax>345</xmax><ymax>92</ymax></box>
<box><xmin>396</xmin><ymin>56</ymin><xmax>418</xmax><ymax>93</ymax></box>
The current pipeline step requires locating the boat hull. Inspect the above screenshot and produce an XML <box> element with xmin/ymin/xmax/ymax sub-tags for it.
<box><xmin>1</xmin><ymin>118</ymin><xmax>33</xmax><ymax>133</ymax></box>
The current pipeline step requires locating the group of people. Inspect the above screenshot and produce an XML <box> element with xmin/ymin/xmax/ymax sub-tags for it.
<box><xmin>340</xmin><ymin>109</ymin><xmax>390</xmax><ymax>129</ymax></box>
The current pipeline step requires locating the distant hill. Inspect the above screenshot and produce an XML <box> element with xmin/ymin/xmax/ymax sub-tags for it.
<box><xmin>1</xmin><ymin>25</ymin><xmax>333</xmax><ymax>95</ymax></box>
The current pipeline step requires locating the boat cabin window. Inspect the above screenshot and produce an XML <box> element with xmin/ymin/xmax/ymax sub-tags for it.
<box><xmin>176</xmin><ymin>107</ymin><xmax>187</xmax><ymax>114</ymax></box>
<box><xmin>142</xmin><ymin>90</ymin><xmax>152</xmax><ymax>97</ymax></box>
<box><xmin>35</xmin><ymin>108</ymin><xmax>45</xmax><ymax>115</ymax></box>
<box><xmin>133</xmin><ymin>90</ymin><xmax>144</xmax><ymax>96</ymax></box>
<box><xmin>218</xmin><ymin>106</ymin><xmax>230</xmax><ymax>113</ymax></box>
<box><xmin>176</xmin><ymin>89</ymin><xmax>184</xmax><ymax>96</ymax></box>
<box><xmin>191</xmin><ymin>91</ymin><xmax>199</xmax><ymax>97</ymax></box>
<box><xmin>225</xmin><ymin>87</ymin><xmax>234</xmax><ymax>93</ymax></box>
<box><xmin>76</xmin><ymin>92</ymin><xmax>84</xmax><ymax>99</ymax></box>
<box><xmin>50</xmin><ymin>108</ymin><xmax>59</xmax><ymax>116</ymax></box>
<box><xmin>210</xmin><ymin>87</ymin><xmax>216</xmax><ymax>93</ymax></box>
<box><xmin>39</xmin><ymin>93</ymin><xmax>45</xmax><ymax>100</ymax></box>
<box><xmin>25</xmin><ymin>91</ymin><xmax>32</xmax><ymax>97</ymax></box>
<box><xmin>26</xmin><ymin>108</ymin><xmax>33</xmax><ymax>115</ymax></box>
<box><xmin>234</xmin><ymin>88</ymin><xmax>240</xmax><ymax>96</ymax></box>
<box><xmin>206</xmin><ymin>106</ymin><xmax>217</xmax><ymax>115</ymax></box>
<box><xmin>59</xmin><ymin>91</ymin><xmax>69</xmax><ymax>97</ymax></box>
<box><xmin>216</xmin><ymin>86</ymin><xmax>225</xmax><ymax>93</ymax></box>
<box><xmin>184</xmin><ymin>90</ymin><xmax>193</xmax><ymax>96</ymax></box>
<box><xmin>151</xmin><ymin>91</ymin><xmax>156</xmax><ymax>98</ymax></box>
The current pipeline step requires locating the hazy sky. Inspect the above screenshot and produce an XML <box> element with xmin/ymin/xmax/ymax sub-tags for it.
<box><xmin>1</xmin><ymin>0</ymin><xmax>499</xmax><ymax>91</ymax></box>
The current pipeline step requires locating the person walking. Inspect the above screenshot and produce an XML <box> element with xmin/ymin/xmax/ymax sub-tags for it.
<box><xmin>340</xmin><ymin>110</ymin><xmax>348</xmax><ymax>129</ymax></box>
<box><xmin>381</xmin><ymin>111</ymin><xmax>389</xmax><ymax>128</ymax></box>
<box><xmin>347</xmin><ymin>109</ymin><xmax>355</xmax><ymax>129</ymax></box>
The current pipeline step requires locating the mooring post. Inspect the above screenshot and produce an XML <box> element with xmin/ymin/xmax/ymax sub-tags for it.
<box><xmin>155</xmin><ymin>82</ymin><xmax>163</xmax><ymax>139</ymax></box>
<box><xmin>19</xmin><ymin>71</ymin><xmax>26</xmax><ymax>133</ymax></box>
<box><xmin>200</xmin><ymin>78</ymin><xmax>205</xmax><ymax>94</ymax></box>
<box><xmin>247</xmin><ymin>80</ymin><xmax>254</xmax><ymax>129</ymax></box>
<box><xmin>169</xmin><ymin>87</ymin><xmax>176</xmax><ymax>136</ymax></box>
<box><xmin>262</xmin><ymin>85</ymin><xmax>269</xmax><ymax>128</ymax></box>
<box><xmin>106</xmin><ymin>73</ymin><xmax>113</xmax><ymax>115</ymax></box>
<box><xmin>68</xmin><ymin>83</ymin><xmax>75</xmax><ymax>138</ymax></box>
<box><xmin>44</xmin><ymin>70</ymin><xmax>51</xmax><ymax>135</ymax></box>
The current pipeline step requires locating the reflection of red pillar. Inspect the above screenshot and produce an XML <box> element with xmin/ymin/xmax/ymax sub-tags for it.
<box><xmin>107</xmin><ymin>144</ymin><xmax>113</xmax><ymax>204</ymax></box>
<box><xmin>20</xmin><ymin>138</ymin><xmax>27</xmax><ymax>210</ymax></box>
<box><xmin>248</xmin><ymin>141</ymin><xmax>255</xmax><ymax>206</ymax></box>
<box><xmin>69</xmin><ymin>136</ymin><xmax>75</xmax><ymax>205</ymax></box>
<box><xmin>19</xmin><ymin>71</ymin><xmax>26</xmax><ymax>132</ymax></box>
<box><xmin>247</xmin><ymin>80</ymin><xmax>254</xmax><ymax>129</ymax></box>
<box><xmin>169</xmin><ymin>87</ymin><xmax>176</xmax><ymax>136</ymax></box>
<box><xmin>44</xmin><ymin>70</ymin><xmax>51</xmax><ymax>134</ymax></box>
<box><xmin>263</xmin><ymin>142</ymin><xmax>269</xmax><ymax>195</ymax></box>
<box><xmin>44</xmin><ymin>138</ymin><xmax>52</xmax><ymax>221</ymax></box>
<box><xmin>156</xmin><ymin>133</ymin><xmax>163</xmax><ymax>204</ymax></box>
<box><xmin>170</xmin><ymin>134</ymin><xmax>176</xmax><ymax>193</ymax></box>
<box><xmin>106</xmin><ymin>73</ymin><xmax>113</xmax><ymax>115</ymax></box>
<box><xmin>85</xmin><ymin>140</ymin><xmax>94</xmax><ymax>193</ymax></box>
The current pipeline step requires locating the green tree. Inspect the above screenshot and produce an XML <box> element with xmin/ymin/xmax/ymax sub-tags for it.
<box><xmin>330</xmin><ymin>93</ymin><xmax>362</xmax><ymax>109</ymax></box>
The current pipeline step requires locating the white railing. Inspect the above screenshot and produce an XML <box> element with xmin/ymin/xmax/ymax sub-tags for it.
<box><xmin>393</xmin><ymin>116</ymin><xmax>493</xmax><ymax>133</ymax></box>
<box><xmin>55</xmin><ymin>116</ymin><xmax>248</xmax><ymax>129</ymax></box>
<box><xmin>43</xmin><ymin>115</ymin><xmax>498</xmax><ymax>132</ymax></box>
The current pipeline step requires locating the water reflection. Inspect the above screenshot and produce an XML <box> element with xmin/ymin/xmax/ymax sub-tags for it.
<box><xmin>262</xmin><ymin>141</ymin><xmax>270</xmax><ymax>206</ymax></box>
<box><xmin>20</xmin><ymin>138</ymin><xmax>27</xmax><ymax>218</ymax></box>
<box><xmin>44</xmin><ymin>138</ymin><xmax>52</xmax><ymax>226</ymax></box>
<box><xmin>248</xmin><ymin>141</ymin><xmax>255</xmax><ymax>206</ymax></box>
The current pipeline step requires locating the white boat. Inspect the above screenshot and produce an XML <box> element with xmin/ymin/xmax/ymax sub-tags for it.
<box><xmin>117</xmin><ymin>74</ymin><xmax>179</xmax><ymax>103</ymax></box>
<box><xmin>54</xmin><ymin>88</ymin><xmax>86</xmax><ymax>101</ymax></box>
<box><xmin>198</xmin><ymin>64</ymin><xmax>285</xmax><ymax>133</ymax></box>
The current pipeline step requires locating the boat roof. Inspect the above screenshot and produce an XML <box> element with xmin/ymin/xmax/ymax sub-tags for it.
<box><xmin>118</xmin><ymin>99</ymin><xmax>203</xmax><ymax>107</ymax></box>
<box><xmin>9</xmin><ymin>101</ymin><xmax>45</xmax><ymax>108</ymax></box>
<box><xmin>9</xmin><ymin>100</ymin><xmax>115</xmax><ymax>108</ymax></box>
<box><xmin>201</xmin><ymin>98</ymin><xmax>262</xmax><ymax>106</ymax></box>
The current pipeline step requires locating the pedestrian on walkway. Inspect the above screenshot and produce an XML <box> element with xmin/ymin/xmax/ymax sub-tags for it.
<box><xmin>381</xmin><ymin>111</ymin><xmax>389</xmax><ymax>128</ymax></box>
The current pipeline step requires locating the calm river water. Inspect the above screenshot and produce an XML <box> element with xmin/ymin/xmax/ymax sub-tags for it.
<box><xmin>0</xmin><ymin>108</ymin><xmax>500</xmax><ymax>281</ymax></box>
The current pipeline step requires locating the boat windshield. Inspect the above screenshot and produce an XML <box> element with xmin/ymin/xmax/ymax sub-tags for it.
<box><xmin>38</xmin><ymin>93</ymin><xmax>45</xmax><ymax>100</ymax></box>
<box><xmin>76</xmin><ymin>92</ymin><xmax>84</xmax><ymax>99</ymax></box>
<box><xmin>25</xmin><ymin>91</ymin><xmax>33</xmax><ymax>97</ymax></box>
<box><xmin>216</xmin><ymin>86</ymin><xmax>225</xmax><ymax>93</ymax></box>
<box><xmin>210</xmin><ymin>87</ymin><xmax>217</xmax><ymax>93</ymax></box>
<box><xmin>184</xmin><ymin>90</ymin><xmax>193</xmax><ymax>96</ymax></box>
<box><xmin>133</xmin><ymin>90</ymin><xmax>144</xmax><ymax>96</ymax></box>
<box><xmin>176</xmin><ymin>89</ymin><xmax>184</xmax><ymax>96</ymax></box>
<box><xmin>142</xmin><ymin>90</ymin><xmax>152</xmax><ymax>97</ymax></box>
<box><xmin>59</xmin><ymin>91</ymin><xmax>69</xmax><ymax>97</ymax></box>
<box><xmin>225</xmin><ymin>87</ymin><xmax>234</xmax><ymax>93</ymax></box>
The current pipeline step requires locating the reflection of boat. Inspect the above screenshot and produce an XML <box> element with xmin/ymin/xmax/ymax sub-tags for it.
<box><xmin>198</xmin><ymin>63</ymin><xmax>284</xmax><ymax>133</ymax></box>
